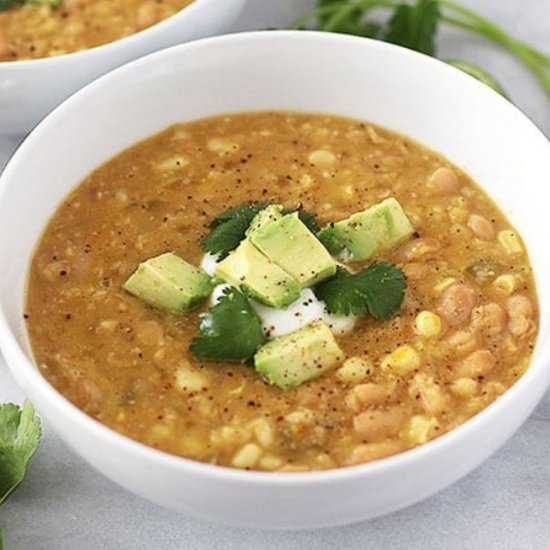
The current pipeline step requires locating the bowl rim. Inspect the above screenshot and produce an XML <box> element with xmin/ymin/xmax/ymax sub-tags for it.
<box><xmin>1</xmin><ymin>29</ymin><xmax>550</xmax><ymax>485</ymax></box>
<box><xmin>0</xmin><ymin>0</ymin><xmax>217</xmax><ymax>68</ymax></box>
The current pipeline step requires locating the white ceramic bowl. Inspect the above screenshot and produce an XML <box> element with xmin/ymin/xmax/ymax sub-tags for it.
<box><xmin>0</xmin><ymin>31</ymin><xmax>549</xmax><ymax>530</ymax></box>
<box><xmin>0</xmin><ymin>0</ymin><xmax>246</xmax><ymax>135</ymax></box>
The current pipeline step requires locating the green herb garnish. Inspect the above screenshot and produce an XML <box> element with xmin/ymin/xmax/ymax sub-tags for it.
<box><xmin>384</xmin><ymin>0</ymin><xmax>439</xmax><ymax>55</ymax></box>
<box><xmin>294</xmin><ymin>0</ymin><xmax>550</xmax><ymax>100</ymax></box>
<box><xmin>203</xmin><ymin>203</ymin><xmax>320</xmax><ymax>259</ymax></box>
<box><xmin>0</xmin><ymin>401</ymin><xmax>42</xmax><ymax>544</ymax></box>
<box><xmin>202</xmin><ymin>203</ymin><xmax>267</xmax><ymax>259</ymax></box>
<box><xmin>314</xmin><ymin>262</ymin><xmax>406</xmax><ymax>319</ymax></box>
<box><xmin>190</xmin><ymin>287</ymin><xmax>266</xmax><ymax>361</ymax></box>
<box><xmin>0</xmin><ymin>401</ymin><xmax>41</xmax><ymax>505</ymax></box>
<box><xmin>0</xmin><ymin>0</ymin><xmax>61</xmax><ymax>11</ymax></box>
<box><xmin>290</xmin><ymin>208</ymin><xmax>321</xmax><ymax>234</ymax></box>
<box><xmin>0</xmin><ymin>0</ymin><xmax>18</xmax><ymax>9</ymax></box>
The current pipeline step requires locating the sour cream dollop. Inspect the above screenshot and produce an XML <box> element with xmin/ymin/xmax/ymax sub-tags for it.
<box><xmin>209</xmin><ymin>281</ymin><xmax>355</xmax><ymax>338</ymax></box>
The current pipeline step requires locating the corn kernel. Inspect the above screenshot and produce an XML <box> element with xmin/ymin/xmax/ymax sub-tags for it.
<box><xmin>227</xmin><ymin>382</ymin><xmax>246</xmax><ymax>395</ymax></box>
<box><xmin>451</xmin><ymin>196</ymin><xmax>468</xmax><ymax>207</ymax></box>
<box><xmin>449</xmin><ymin>206</ymin><xmax>468</xmax><ymax>223</ymax></box>
<box><xmin>414</xmin><ymin>311</ymin><xmax>442</xmax><ymax>338</ymax></box>
<box><xmin>492</xmin><ymin>274</ymin><xmax>517</xmax><ymax>295</ymax></box>
<box><xmin>336</xmin><ymin>356</ymin><xmax>372</xmax><ymax>384</ymax></box>
<box><xmin>259</xmin><ymin>455</ymin><xmax>283</xmax><ymax>470</ymax></box>
<box><xmin>401</xmin><ymin>415</ymin><xmax>438</xmax><ymax>445</ymax></box>
<box><xmin>150</xmin><ymin>424</ymin><xmax>172</xmax><ymax>439</ymax></box>
<box><xmin>115</xmin><ymin>191</ymin><xmax>128</xmax><ymax>204</ymax></box>
<box><xmin>285</xmin><ymin>408</ymin><xmax>314</xmax><ymax>426</ymax></box>
<box><xmin>171</xmin><ymin>128</ymin><xmax>190</xmax><ymax>140</ymax></box>
<box><xmin>157</xmin><ymin>156</ymin><xmax>189</xmax><ymax>171</ymax></box>
<box><xmin>341</xmin><ymin>184</ymin><xmax>355</xmax><ymax>197</ymax></box>
<box><xmin>300</xmin><ymin>174</ymin><xmax>313</xmax><ymax>188</ymax></box>
<box><xmin>175</xmin><ymin>363</ymin><xmax>208</xmax><ymax>393</ymax></box>
<box><xmin>210</xmin><ymin>425</ymin><xmax>251</xmax><ymax>446</ymax></box>
<box><xmin>450</xmin><ymin>377</ymin><xmax>478</xmax><ymax>398</ymax></box>
<box><xmin>382</xmin><ymin>345</ymin><xmax>421</xmax><ymax>375</ymax></box>
<box><xmin>498</xmin><ymin>230</ymin><xmax>523</xmax><ymax>255</ymax></box>
<box><xmin>179</xmin><ymin>436</ymin><xmax>205</xmax><ymax>457</ymax></box>
<box><xmin>315</xmin><ymin>453</ymin><xmax>336</xmax><ymax>469</ymax></box>
<box><xmin>232</xmin><ymin>443</ymin><xmax>262</xmax><ymax>469</ymax></box>
<box><xmin>308</xmin><ymin>149</ymin><xmax>336</xmax><ymax>169</ymax></box>
<box><xmin>207</xmin><ymin>138</ymin><xmax>239</xmax><ymax>155</ymax></box>
<box><xmin>466</xmin><ymin>397</ymin><xmax>485</xmax><ymax>415</ymax></box>
<box><xmin>98</xmin><ymin>319</ymin><xmax>118</xmax><ymax>332</ymax></box>
<box><xmin>485</xmin><ymin>381</ymin><xmax>506</xmax><ymax>396</ymax></box>
<box><xmin>249</xmin><ymin>418</ymin><xmax>274</xmax><ymax>448</ymax></box>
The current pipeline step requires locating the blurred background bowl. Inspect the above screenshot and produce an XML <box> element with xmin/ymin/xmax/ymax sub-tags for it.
<box><xmin>0</xmin><ymin>0</ymin><xmax>247</xmax><ymax>135</ymax></box>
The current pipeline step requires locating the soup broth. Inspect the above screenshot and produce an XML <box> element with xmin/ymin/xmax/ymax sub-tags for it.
<box><xmin>0</xmin><ymin>0</ymin><xmax>194</xmax><ymax>61</ymax></box>
<box><xmin>26</xmin><ymin>112</ymin><xmax>538</xmax><ymax>471</ymax></box>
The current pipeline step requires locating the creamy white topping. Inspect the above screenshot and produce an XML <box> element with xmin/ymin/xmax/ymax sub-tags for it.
<box><xmin>209</xmin><ymin>283</ymin><xmax>355</xmax><ymax>339</ymax></box>
<box><xmin>200</xmin><ymin>252</ymin><xmax>220</xmax><ymax>277</ymax></box>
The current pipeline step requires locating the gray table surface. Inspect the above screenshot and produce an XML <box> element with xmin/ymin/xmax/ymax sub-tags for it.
<box><xmin>1</xmin><ymin>1</ymin><xmax>550</xmax><ymax>548</ymax></box>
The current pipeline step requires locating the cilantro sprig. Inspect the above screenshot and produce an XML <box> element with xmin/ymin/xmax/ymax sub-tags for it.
<box><xmin>202</xmin><ymin>203</ymin><xmax>320</xmax><ymax>259</ymax></box>
<box><xmin>314</xmin><ymin>262</ymin><xmax>406</xmax><ymax>320</ymax></box>
<box><xmin>384</xmin><ymin>0</ymin><xmax>439</xmax><ymax>55</ymax></box>
<box><xmin>0</xmin><ymin>401</ymin><xmax>41</xmax><ymax>505</ymax></box>
<box><xmin>190</xmin><ymin>287</ymin><xmax>266</xmax><ymax>361</ymax></box>
<box><xmin>202</xmin><ymin>203</ymin><xmax>267</xmax><ymax>260</ymax></box>
<box><xmin>294</xmin><ymin>0</ymin><xmax>550</xmax><ymax>100</ymax></box>
<box><xmin>0</xmin><ymin>401</ymin><xmax>42</xmax><ymax>545</ymax></box>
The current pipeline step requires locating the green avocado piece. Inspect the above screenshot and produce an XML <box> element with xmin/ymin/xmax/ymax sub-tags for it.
<box><xmin>317</xmin><ymin>197</ymin><xmax>414</xmax><ymax>262</ymax></box>
<box><xmin>215</xmin><ymin>240</ymin><xmax>300</xmax><ymax>308</ymax></box>
<box><xmin>254</xmin><ymin>320</ymin><xmax>344</xmax><ymax>390</ymax></box>
<box><xmin>123</xmin><ymin>252</ymin><xmax>213</xmax><ymax>314</ymax></box>
<box><xmin>249</xmin><ymin>212</ymin><xmax>336</xmax><ymax>287</ymax></box>
<box><xmin>246</xmin><ymin>204</ymin><xmax>284</xmax><ymax>238</ymax></box>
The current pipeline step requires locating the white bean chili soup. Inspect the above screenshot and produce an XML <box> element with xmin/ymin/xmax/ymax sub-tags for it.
<box><xmin>26</xmin><ymin>112</ymin><xmax>538</xmax><ymax>472</ymax></box>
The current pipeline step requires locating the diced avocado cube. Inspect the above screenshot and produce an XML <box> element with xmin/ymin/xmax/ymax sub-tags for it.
<box><xmin>215</xmin><ymin>240</ymin><xmax>300</xmax><ymax>308</ymax></box>
<box><xmin>317</xmin><ymin>198</ymin><xmax>414</xmax><ymax>262</ymax></box>
<box><xmin>250</xmin><ymin>212</ymin><xmax>336</xmax><ymax>287</ymax></box>
<box><xmin>246</xmin><ymin>204</ymin><xmax>284</xmax><ymax>237</ymax></box>
<box><xmin>254</xmin><ymin>320</ymin><xmax>344</xmax><ymax>390</ymax></box>
<box><xmin>123</xmin><ymin>252</ymin><xmax>213</xmax><ymax>314</ymax></box>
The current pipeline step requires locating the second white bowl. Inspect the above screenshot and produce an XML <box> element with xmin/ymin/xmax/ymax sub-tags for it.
<box><xmin>0</xmin><ymin>0</ymin><xmax>246</xmax><ymax>135</ymax></box>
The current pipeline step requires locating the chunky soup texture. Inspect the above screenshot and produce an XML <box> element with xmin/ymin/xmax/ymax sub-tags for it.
<box><xmin>0</xmin><ymin>0</ymin><xmax>194</xmax><ymax>61</ymax></box>
<box><xmin>26</xmin><ymin>112</ymin><xmax>538</xmax><ymax>472</ymax></box>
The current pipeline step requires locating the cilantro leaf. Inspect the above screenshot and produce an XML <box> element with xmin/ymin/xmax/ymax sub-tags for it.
<box><xmin>203</xmin><ymin>203</ymin><xmax>321</xmax><ymax>259</ymax></box>
<box><xmin>202</xmin><ymin>203</ymin><xmax>267</xmax><ymax>259</ymax></box>
<box><xmin>0</xmin><ymin>401</ymin><xmax>42</xmax><ymax>506</ymax></box>
<box><xmin>283</xmin><ymin>208</ymin><xmax>321</xmax><ymax>233</ymax></box>
<box><xmin>384</xmin><ymin>0</ymin><xmax>440</xmax><ymax>56</ymax></box>
<box><xmin>314</xmin><ymin>261</ymin><xmax>406</xmax><ymax>320</ymax></box>
<box><xmin>27</xmin><ymin>0</ymin><xmax>62</xmax><ymax>5</ymax></box>
<box><xmin>314</xmin><ymin>267</ymin><xmax>362</xmax><ymax>316</ymax></box>
<box><xmin>208</xmin><ymin>202</ymin><xmax>268</xmax><ymax>229</ymax></box>
<box><xmin>317</xmin><ymin>0</ymin><xmax>383</xmax><ymax>37</ymax></box>
<box><xmin>0</xmin><ymin>0</ymin><xmax>61</xmax><ymax>10</ymax></box>
<box><xmin>190</xmin><ymin>287</ymin><xmax>266</xmax><ymax>361</ymax></box>
<box><xmin>0</xmin><ymin>0</ymin><xmax>19</xmax><ymax>10</ymax></box>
